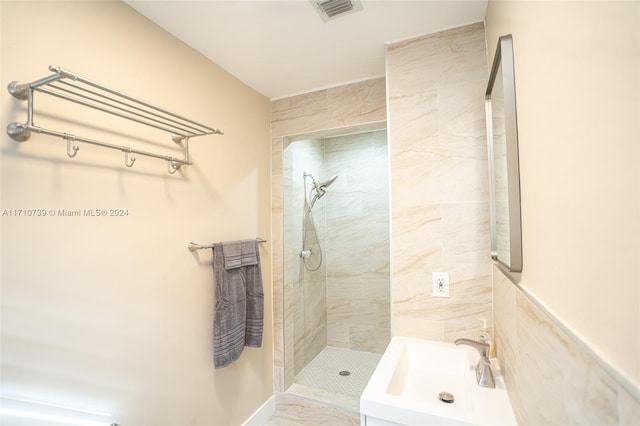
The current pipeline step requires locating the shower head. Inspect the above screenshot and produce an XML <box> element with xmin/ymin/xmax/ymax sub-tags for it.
<box><xmin>304</xmin><ymin>172</ymin><xmax>339</xmax><ymax>209</ymax></box>
<box><xmin>313</xmin><ymin>174</ymin><xmax>338</xmax><ymax>193</ymax></box>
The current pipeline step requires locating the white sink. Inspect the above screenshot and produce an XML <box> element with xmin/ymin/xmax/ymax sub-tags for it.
<box><xmin>360</xmin><ymin>336</ymin><xmax>517</xmax><ymax>425</ymax></box>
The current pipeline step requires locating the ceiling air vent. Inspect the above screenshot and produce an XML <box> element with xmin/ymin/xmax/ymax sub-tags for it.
<box><xmin>310</xmin><ymin>0</ymin><xmax>363</xmax><ymax>21</ymax></box>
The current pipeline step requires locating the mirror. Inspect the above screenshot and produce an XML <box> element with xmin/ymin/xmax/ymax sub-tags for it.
<box><xmin>486</xmin><ymin>34</ymin><xmax>522</xmax><ymax>272</ymax></box>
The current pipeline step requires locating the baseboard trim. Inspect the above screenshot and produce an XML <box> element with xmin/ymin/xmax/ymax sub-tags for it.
<box><xmin>241</xmin><ymin>395</ymin><xmax>276</xmax><ymax>426</ymax></box>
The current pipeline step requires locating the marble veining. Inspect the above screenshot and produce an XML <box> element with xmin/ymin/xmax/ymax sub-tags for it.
<box><xmin>265</xmin><ymin>392</ymin><xmax>359</xmax><ymax>426</ymax></box>
<box><xmin>272</xmin><ymin>78</ymin><xmax>387</xmax><ymax>391</ymax></box>
<box><xmin>268</xmin><ymin>20</ymin><xmax>640</xmax><ymax>423</ymax></box>
<box><xmin>387</xmin><ymin>22</ymin><xmax>492</xmax><ymax>344</ymax></box>
<box><xmin>493</xmin><ymin>265</ymin><xmax>640</xmax><ymax>424</ymax></box>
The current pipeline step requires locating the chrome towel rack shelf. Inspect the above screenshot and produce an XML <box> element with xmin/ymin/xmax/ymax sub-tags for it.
<box><xmin>6</xmin><ymin>65</ymin><xmax>223</xmax><ymax>174</ymax></box>
<box><xmin>188</xmin><ymin>237</ymin><xmax>267</xmax><ymax>252</ymax></box>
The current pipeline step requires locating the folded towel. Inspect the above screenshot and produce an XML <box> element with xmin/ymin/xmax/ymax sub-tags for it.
<box><xmin>212</xmin><ymin>239</ymin><xmax>264</xmax><ymax>369</ymax></box>
<box><xmin>221</xmin><ymin>240</ymin><xmax>258</xmax><ymax>269</ymax></box>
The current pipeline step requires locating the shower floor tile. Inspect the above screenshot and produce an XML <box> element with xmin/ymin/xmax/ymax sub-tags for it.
<box><xmin>294</xmin><ymin>346</ymin><xmax>382</xmax><ymax>398</ymax></box>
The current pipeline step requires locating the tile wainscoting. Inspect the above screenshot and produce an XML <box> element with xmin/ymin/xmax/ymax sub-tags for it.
<box><xmin>494</xmin><ymin>266</ymin><xmax>640</xmax><ymax>424</ymax></box>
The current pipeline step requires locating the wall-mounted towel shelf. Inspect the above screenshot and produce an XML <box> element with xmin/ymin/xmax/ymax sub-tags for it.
<box><xmin>6</xmin><ymin>65</ymin><xmax>223</xmax><ymax>174</ymax></box>
<box><xmin>188</xmin><ymin>237</ymin><xmax>267</xmax><ymax>252</ymax></box>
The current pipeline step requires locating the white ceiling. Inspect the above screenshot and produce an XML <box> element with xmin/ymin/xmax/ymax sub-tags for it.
<box><xmin>125</xmin><ymin>0</ymin><xmax>488</xmax><ymax>100</ymax></box>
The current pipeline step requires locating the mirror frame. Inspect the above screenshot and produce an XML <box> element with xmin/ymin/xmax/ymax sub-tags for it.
<box><xmin>486</xmin><ymin>34</ymin><xmax>523</xmax><ymax>272</ymax></box>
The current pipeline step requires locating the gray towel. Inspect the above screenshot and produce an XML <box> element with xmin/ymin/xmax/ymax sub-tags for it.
<box><xmin>221</xmin><ymin>240</ymin><xmax>258</xmax><ymax>269</ymax></box>
<box><xmin>212</xmin><ymin>239</ymin><xmax>264</xmax><ymax>369</ymax></box>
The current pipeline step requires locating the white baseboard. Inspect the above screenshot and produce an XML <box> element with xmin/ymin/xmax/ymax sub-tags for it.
<box><xmin>241</xmin><ymin>395</ymin><xmax>276</xmax><ymax>426</ymax></box>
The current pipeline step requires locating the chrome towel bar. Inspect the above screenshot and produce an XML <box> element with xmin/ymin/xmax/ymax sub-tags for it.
<box><xmin>188</xmin><ymin>237</ymin><xmax>267</xmax><ymax>252</ymax></box>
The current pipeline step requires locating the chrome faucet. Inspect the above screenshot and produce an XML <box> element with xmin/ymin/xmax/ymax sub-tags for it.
<box><xmin>454</xmin><ymin>338</ymin><xmax>495</xmax><ymax>388</ymax></box>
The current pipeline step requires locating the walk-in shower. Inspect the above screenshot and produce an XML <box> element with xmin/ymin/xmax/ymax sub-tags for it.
<box><xmin>282</xmin><ymin>126</ymin><xmax>390</xmax><ymax>410</ymax></box>
<box><xmin>300</xmin><ymin>172</ymin><xmax>338</xmax><ymax>271</ymax></box>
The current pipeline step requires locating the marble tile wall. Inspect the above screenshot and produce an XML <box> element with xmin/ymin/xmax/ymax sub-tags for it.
<box><xmin>266</xmin><ymin>392</ymin><xmax>359</xmax><ymax>425</ymax></box>
<box><xmin>271</xmin><ymin>78</ymin><xmax>387</xmax><ymax>391</ymax></box>
<box><xmin>282</xmin><ymin>131</ymin><xmax>390</xmax><ymax>376</ymax></box>
<box><xmin>269</xmin><ymin>20</ymin><xmax>640</xmax><ymax>425</ymax></box>
<box><xmin>284</xmin><ymin>139</ymin><xmax>328</xmax><ymax>375</ymax></box>
<box><xmin>493</xmin><ymin>266</ymin><xmax>640</xmax><ymax>424</ymax></box>
<box><xmin>324</xmin><ymin>131</ymin><xmax>390</xmax><ymax>353</ymax></box>
<box><xmin>386</xmin><ymin>22</ymin><xmax>493</xmax><ymax>341</ymax></box>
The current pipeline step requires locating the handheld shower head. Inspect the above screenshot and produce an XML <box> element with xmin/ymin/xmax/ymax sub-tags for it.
<box><xmin>304</xmin><ymin>172</ymin><xmax>339</xmax><ymax>209</ymax></box>
<box><xmin>315</xmin><ymin>175</ymin><xmax>338</xmax><ymax>191</ymax></box>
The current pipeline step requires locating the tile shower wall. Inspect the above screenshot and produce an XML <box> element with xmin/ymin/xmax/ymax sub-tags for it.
<box><xmin>284</xmin><ymin>139</ymin><xmax>328</xmax><ymax>375</ymax></box>
<box><xmin>386</xmin><ymin>22</ymin><xmax>492</xmax><ymax>340</ymax></box>
<box><xmin>273</xmin><ymin>23</ymin><xmax>492</xmax><ymax>391</ymax></box>
<box><xmin>283</xmin><ymin>130</ymin><xmax>390</xmax><ymax>375</ymax></box>
<box><xmin>271</xmin><ymin>78</ymin><xmax>387</xmax><ymax>391</ymax></box>
<box><xmin>325</xmin><ymin>131</ymin><xmax>390</xmax><ymax>353</ymax></box>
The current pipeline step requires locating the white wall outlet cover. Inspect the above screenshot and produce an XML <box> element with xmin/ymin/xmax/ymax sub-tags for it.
<box><xmin>432</xmin><ymin>271</ymin><xmax>450</xmax><ymax>298</ymax></box>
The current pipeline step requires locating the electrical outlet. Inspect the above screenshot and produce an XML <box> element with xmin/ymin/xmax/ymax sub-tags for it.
<box><xmin>432</xmin><ymin>272</ymin><xmax>449</xmax><ymax>298</ymax></box>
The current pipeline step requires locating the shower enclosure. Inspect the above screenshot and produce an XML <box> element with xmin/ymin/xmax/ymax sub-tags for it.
<box><xmin>282</xmin><ymin>127</ymin><xmax>390</xmax><ymax>407</ymax></box>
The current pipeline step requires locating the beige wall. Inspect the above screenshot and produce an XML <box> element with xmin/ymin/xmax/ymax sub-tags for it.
<box><xmin>485</xmin><ymin>0</ymin><xmax>639</xmax><ymax>387</ymax></box>
<box><xmin>0</xmin><ymin>1</ymin><xmax>272</xmax><ymax>425</ymax></box>
<box><xmin>486</xmin><ymin>1</ymin><xmax>640</xmax><ymax>423</ymax></box>
<box><xmin>386</xmin><ymin>22</ymin><xmax>493</xmax><ymax>342</ymax></box>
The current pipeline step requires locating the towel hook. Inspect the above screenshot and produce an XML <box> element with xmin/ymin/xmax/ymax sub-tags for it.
<box><xmin>65</xmin><ymin>134</ymin><xmax>79</xmax><ymax>158</ymax></box>
<box><xmin>124</xmin><ymin>149</ymin><xmax>136</xmax><ymax>167</ymax></box>
<box><xmin>168</xmin><ymin>160</ymin><xmax>180</xmax><ymax>174</ymax></box>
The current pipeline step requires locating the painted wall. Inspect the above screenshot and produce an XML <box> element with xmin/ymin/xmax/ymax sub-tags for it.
<box><xmin>386</xmin><ymin>22</ymin><xmax>493</xmax><ymax>342</ymax></box>
<box><xmin>485</xmin><ymin>0</ymin><xmax>639</xmax><ymax>389</ymax></box>
<box><xmin>0</xmin><ymin>1</ymin><xmax>272</xmax><ymax>425</ymax></box>
<box><xmin>485</xmin><ymin>1</ymin><xmax>640</xmax><ymax>423</ymax></box>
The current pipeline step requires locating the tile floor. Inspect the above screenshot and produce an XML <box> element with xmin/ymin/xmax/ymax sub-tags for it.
<box><xmin>294</xmin><ymin>346</ymin><xmax>382</xmax><ymax>397</ymax></box>
<box><xmin>266</xmin><ymin>346</ymin><xmax>382</xmax><ymax>425</ymax></box>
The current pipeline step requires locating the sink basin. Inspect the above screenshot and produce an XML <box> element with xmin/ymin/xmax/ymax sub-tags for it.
<box><xmin>360</xmin><ymin>336</ymin><xmax>517</xmax><ymax>425</ymax></box>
